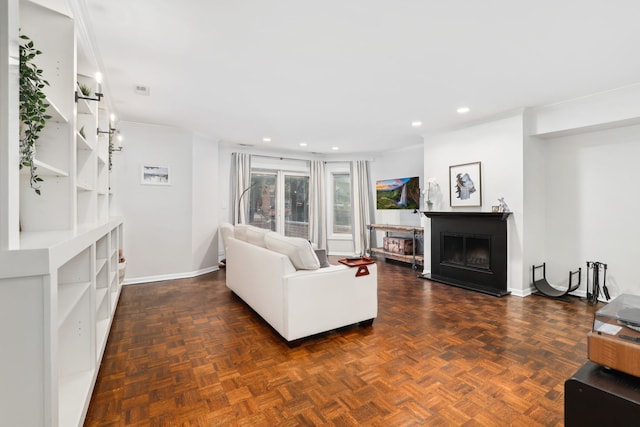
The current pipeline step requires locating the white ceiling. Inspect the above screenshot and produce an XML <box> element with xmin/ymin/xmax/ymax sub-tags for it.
<box><xmin>82</xmin><ymin>0</ymin><xmax>640</xmax><ymax>154</ymax></box>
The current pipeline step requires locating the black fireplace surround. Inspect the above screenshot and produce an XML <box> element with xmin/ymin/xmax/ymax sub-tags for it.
<box><xmin>422</xmin><ymin>212</ymin><xmax>511</xmax><ymax>296</ymax></box>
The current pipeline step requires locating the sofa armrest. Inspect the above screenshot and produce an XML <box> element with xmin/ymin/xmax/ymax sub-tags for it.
<box><xmin>226</xmin><ymin>237</ymin><xmax>295</xmax><ymax>334</ymax></box>
<box><xmin>282</xmin><ymin>263</ymin><xmax>378</xmax><ymax>341</ymax></box>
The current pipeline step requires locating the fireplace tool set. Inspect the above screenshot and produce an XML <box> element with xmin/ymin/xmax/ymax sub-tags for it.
<box><xmin>585</xmin><ymin>261</ymin><xmax>610</xmax><ymax>304</ymax></box>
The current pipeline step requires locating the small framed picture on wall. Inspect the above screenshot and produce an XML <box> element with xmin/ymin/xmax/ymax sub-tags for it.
<box><xmin>449</xmin><ymin>161</ymin><xmax>481</xmax><ymax>207</ymax></box>
<box><xmin>141</xmin><ymin>165</ymin><xmax>171</xmax><ymax>186</ymax></box>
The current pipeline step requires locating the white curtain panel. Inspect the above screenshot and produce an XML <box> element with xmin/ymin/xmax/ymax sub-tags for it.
<box><xmin>309</xmin><ymin>160</ymin><xmax>328</xmax><ymax>249</ymax></box>
<box><xmin>351</xmin><ymin>160</ymin><xmax>373</xmax><ymax>255</ymax></box>
<box><xmin>231</xmin><ymin>152</ymin><xmax>252</xmax><ymax>225</ymax></box>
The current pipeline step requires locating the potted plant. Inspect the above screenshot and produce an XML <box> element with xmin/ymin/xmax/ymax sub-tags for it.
<box><xmin>78</xmin><ymin>82</ymin><xmax>92</xmax><ymax>97</ymax></box>
<box><xmin>19</xmin><ymin>33</ymin><xmax>51</xmax><ymax>195</ymax></box>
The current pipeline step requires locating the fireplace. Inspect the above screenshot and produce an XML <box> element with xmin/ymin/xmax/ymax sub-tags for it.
<box><xmin>442</xmin><ymin>234</ymin><xmax>491</xmax><ymax>270</ymax></box>
<box><xmin>422</xmin><ymin>212</ymin><xmax>511</xmax><ymax>296</ymax></box>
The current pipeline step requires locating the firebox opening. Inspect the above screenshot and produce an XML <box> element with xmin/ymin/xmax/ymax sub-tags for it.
<box><xmin>442</xmin><ymin>234</ymin><xmax>491</xmax><ymax>271</ymax></box>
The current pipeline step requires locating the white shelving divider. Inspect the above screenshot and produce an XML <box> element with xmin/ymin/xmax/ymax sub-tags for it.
<box><xmin>97</xmin><ymin>106</ymin><xmax>111</xmax><ymax>222</ymax></box>
<box><xmin>58</xmin><ymin>281</ymin><xmax>92</xmax><ymax>327</ymax></box>
<box><xmin>0</xmin><ymin>1</ymin><xmax>125</xmax><ymax>426</ymax></box>
<box><xmin>94</xmin><ymin>230</ymin><xmax>110</xmax><ymax>358</ymax></box>
<box><xmin>76</xmin><ymin>74</ymin><xmax>99</xmax><ymax>228</ymax></box>
<box><xmin>111</xmin><ymin>224</ymin><xmax>125</xmax><ymax>312</ymax></box>
<box><xmin>18</xmin><ymin>0</ymin><xmax>75</xmax><ymax>234</ymax></box>
<box><xmin>30</xmin><ymin>158</ymin><xmax>70</xmax><ymax>177</ymax></box>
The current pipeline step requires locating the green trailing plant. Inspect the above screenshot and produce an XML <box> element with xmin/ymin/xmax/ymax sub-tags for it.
<box><xmin>19</xmin><ymin>33</ymin><xmax>51</xmax><ymax>195</ymax></box>
<box><xmin>78</xmin><ymin>82</ymin><xmax>92</xmax><ymax>96</ymax></box>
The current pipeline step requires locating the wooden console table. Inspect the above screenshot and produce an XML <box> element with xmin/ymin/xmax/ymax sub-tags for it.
<box><xmin>367</xmin><ymin>224</ymin><xmax>423</xmax><ymax>270</ymax></box>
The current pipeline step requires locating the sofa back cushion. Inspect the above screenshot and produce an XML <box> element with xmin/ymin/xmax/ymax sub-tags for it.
<box><xmin>235</xmin><ymin>224</ymin><xmax>270</xmax><ymax>247</ymax></box>
<box><xmin>264</xmin><ymin>232</ymin><xmax>320</xmax><ymax>270</ymax></box>
<box><xmin>314</xmin><ymin>249</ymin><xmax>330</xmax><ymax>268</ymax></box>
<box><xmin>219</xmin><ymin>223</ymin><xmax>235</xmax><ymax>249</ymax></box>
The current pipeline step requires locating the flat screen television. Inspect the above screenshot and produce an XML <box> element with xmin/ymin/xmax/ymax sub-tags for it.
<box><xmin>376</xmin><ymin>176</ymin><xmax>420</xmax><ymax>210</ymax></box>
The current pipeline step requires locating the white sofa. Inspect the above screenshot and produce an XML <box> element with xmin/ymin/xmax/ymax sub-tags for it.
<box><xmin>220</xmin><ymin>223</ymin><xmax>378</xmax><ymax>343</ymax></box>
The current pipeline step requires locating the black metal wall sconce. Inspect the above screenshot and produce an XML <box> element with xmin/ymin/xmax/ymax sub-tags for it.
<box><xmin>97</xmin><ymin>126</ymin><xmax>117</xmax><ymax>137</ymax></box>
<box><xmin>75</xmin><ymin>90</ymin><xmax>104</xmax><ymax>103</ymax></box>
<box><xmin>76</xmin><ymin>72</ymin><xmax>104</xmax><ymax>103</ymax></box>
<box><xmin>107</xmin><ymin>131</ymin><xmax>123</xmax><ymax>171</ymax></box>
<box><xmin>100</xmin><ymin>128</ymin><xmax>123</xmax><ymax>151</ymax></box>
<box><xmin>109</xmin><ymin>133</ymin><xmax>124</xmax><ymax>153</ymax></box>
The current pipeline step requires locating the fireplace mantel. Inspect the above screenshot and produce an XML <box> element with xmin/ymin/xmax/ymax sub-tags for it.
<box><xmin>422</xmin><ymin>211</ymin><xmax>512</xmax><ymax>221</ymax></box>
<box><xmin>421</xmin><ymin>211</ymin><xmax>511</xmax><ymax>296</ymax></box>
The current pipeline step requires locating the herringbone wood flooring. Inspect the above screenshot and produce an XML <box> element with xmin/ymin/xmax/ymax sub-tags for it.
<box><xmin>85</xmin><ymin>259</ymin><xmax>601</xmax><ymax>426</ymax></box>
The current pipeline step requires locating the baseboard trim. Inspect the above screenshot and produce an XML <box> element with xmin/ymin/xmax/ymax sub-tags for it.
<box><xmin>513</xmin><ymin>286</ymin><xmax>592</xmax><ymax>300</ymax></box>
<box><xmin>509</xmin><ymin>287</ymin><xmax>530</xmax><ymax>298</ymax></box>
<box><xmin>123</xmin><ymin>265</ymin><xmax>219</xmax><ymax>285</ymax></box>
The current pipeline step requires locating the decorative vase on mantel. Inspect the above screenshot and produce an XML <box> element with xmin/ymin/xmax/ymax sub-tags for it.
<box><xmin>426</xmin><ymin>200</ymin><xmax>433</xmax><ymax>211</ymax></box>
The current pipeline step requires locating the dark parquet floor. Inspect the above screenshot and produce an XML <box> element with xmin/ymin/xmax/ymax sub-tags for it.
<box><xmin>85</xmin><ymin>259</ymin><xmax>602</xmax><ymax>426</ymax></box>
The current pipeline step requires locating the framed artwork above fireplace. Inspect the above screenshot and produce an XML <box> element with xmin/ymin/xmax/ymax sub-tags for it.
<box><xmin>449</xmin><ymin>161</ymin><xmax>481</xmax><ymax>207</ymax></box>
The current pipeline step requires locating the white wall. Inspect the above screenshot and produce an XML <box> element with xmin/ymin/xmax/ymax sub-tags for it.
<box><xmin>111</xmin><ymin>122</ymin><xmax>219</xmax><ymax>283</ymax></box>
<box><xmin>0</xmin><ymin>1</ymin><xmax>19</xmax><ymax>250</ymax></box>
<box><xmin>532</xmin><ymin>83</ymin><xmax>640</xmax><ymax>137</ymax></box>
<box><xmin>369</xmin><ymin>144</ymin><xmax>425</xmax><ymax>255</ymax></box>
<box><xmin>543</xmin><ymin>124</ymin><xmax>640</xmax><ymax>297</ymax></box>
<box><xmin>191</xmin><ymin>134</ymin><xmax>219</xmax><ymax>271</ymax></box>
<box><xmin>217</xmin><ymin>143</ymin><xmax>235</xmax><ymax>231</ymax></box>
<box><xmin>423</xmin><ymin>113</ymin><xmax>526</xmax><ymax>293</ymax></box>
<box><xmin>528</xmin><ymin>84</ymin><xmax>640</xmax><ymax>299</ymax></box>
<box><xmin>370</xmin><ymin>144</ymin><xmax>424</xmax><ymax>227</ymax></box>
<box><xmin>522</xmin><ymin>110</ymin><xmax>547</xmax><ymax>295</ymax></box>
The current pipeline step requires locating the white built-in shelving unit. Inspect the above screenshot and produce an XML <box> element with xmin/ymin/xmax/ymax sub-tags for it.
<box><xmin>0</xmin><ymin>1</ymin><xmax>124</xmax><ymax>426</ymax></box>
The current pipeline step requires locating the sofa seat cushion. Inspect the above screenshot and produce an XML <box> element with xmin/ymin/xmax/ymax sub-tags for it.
<box><xmin>235</xmin><ymin>224</ymin><xmax>270</xmax><ymax>247</ymax></box>
<box><xmin>264</xmin><ymin>232</ymin><xmax>320</xmax><ymax>270</ymax></box>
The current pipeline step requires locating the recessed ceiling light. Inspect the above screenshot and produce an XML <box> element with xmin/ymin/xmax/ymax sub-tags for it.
<box><xmin>331</xmin><ymin>146</ymin><xmax>340</xmax><ymax>151</ymax></box>
<box><xmin>263</xmin><ymin>137</ymin><xmax>271</xmax><ymax>142</ymax></box>
<box><xmin>411</xmin><ymin>121</ymin><xmax>422</xmax><ymax>127</ymax></box>
<box><xmin>299</xmin><ymin>142</ymin><xmax>308</xmax><ymax>147</ymax></box>
<box><xmin>456</xmin><ymin>107</ymin><xmax>470</xmax><ymax>114</ymax></box>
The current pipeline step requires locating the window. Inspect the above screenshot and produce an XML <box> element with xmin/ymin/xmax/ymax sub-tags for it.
<box><xmin>248</xmin><ymin>170</ymin><xmax>309</xmax><ymax>239</ymax></box>
<box><xmin>284</xmin><ymin>175</ymin><xmax>309</xmax><ymax>238</ymax></box>
<box><xmin>248</xmin><ymin>173</ymin><xmax>276</xmax><ymax>231</ymax></box>
<box><xmin>333</xmin><ymin>173</ymin><xmax>352</xmax><ymax>234</ymax></box>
